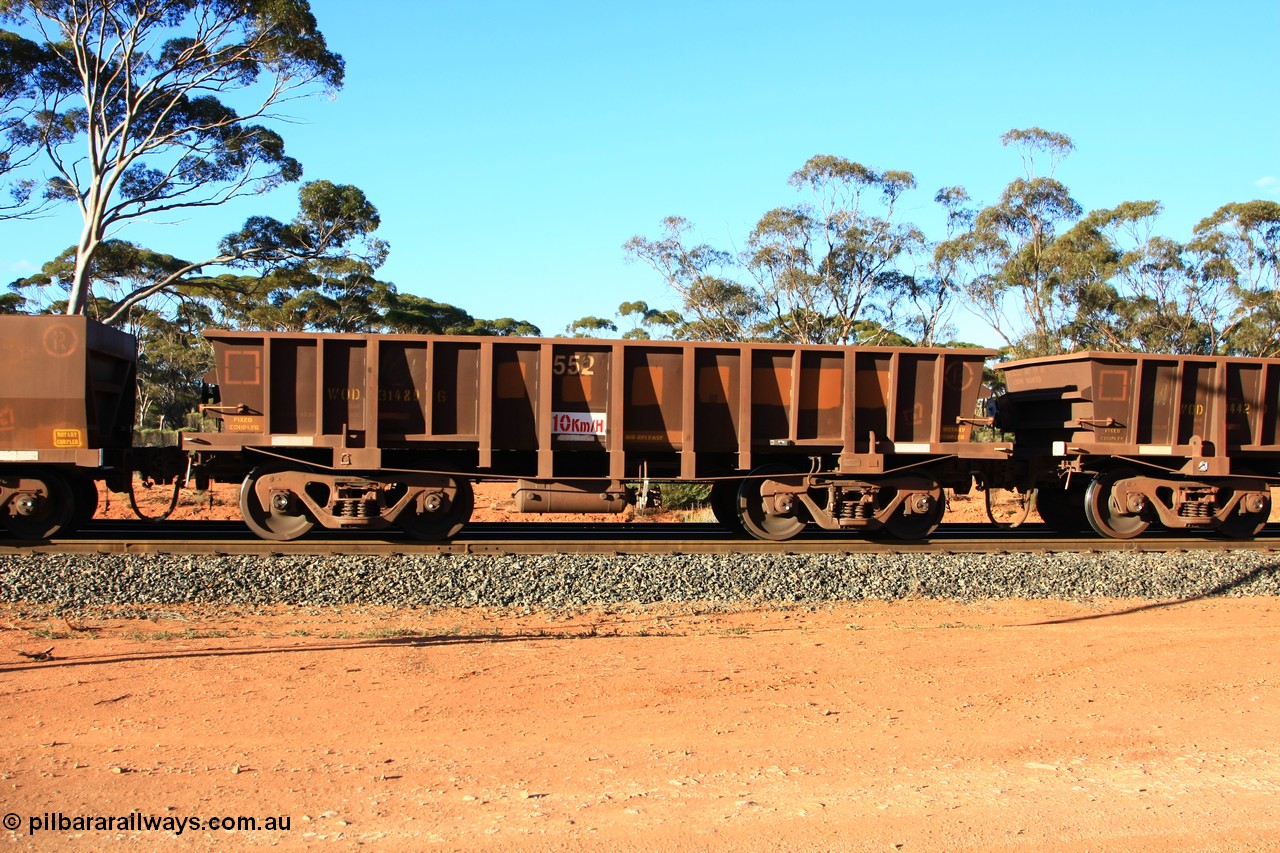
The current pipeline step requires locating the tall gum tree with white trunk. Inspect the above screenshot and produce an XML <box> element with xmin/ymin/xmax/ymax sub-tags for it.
<box><xmin>0</xmin><ymin>0</ymin><xmax>348</xmax><ymax>319</ymax></box>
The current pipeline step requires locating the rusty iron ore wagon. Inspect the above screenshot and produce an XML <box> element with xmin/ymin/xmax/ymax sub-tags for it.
<box><xmin>0</xmin><ymin>315</ymin><xmax>179</xmax><ymax>538</ymax></box>
<box><xmin>3</xmin><ymin>315</ymin><xmax>1278</xmax><ymax>543</ymax></box>
<box><xmin>998</xmin><ymin>351</ymin><xmax>1280</xmax><ymax>539</ymax></box>
<box><xmin>185</xmin><ymin>330</ymin><xmax>1001</xmax><ymax>541</ymax></box>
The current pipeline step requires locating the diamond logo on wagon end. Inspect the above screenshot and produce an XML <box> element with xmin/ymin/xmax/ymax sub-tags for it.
<box><xmin>0</xmin><ymin>407</ymin><xmax>13</xmax><ymax>431</ymax></box>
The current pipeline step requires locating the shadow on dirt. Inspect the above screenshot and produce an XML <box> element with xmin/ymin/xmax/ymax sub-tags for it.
<box><xmin>0</xmin><ymin>627</ymin><xmax>664</xmax><ymax>675</ymax></box>
<box><xmin>1024</xmin><ymin>562</ymin><xmax>1279</xmax><ymax>626</ymax></box>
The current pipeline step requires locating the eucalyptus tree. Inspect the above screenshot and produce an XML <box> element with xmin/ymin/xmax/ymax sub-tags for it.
<box><xmin>914</xmin><ymin>185</ymin><xmax>976</xmax><ymax>347</ymax></box>
<box><xmin>1058</xmin><ymin>201</ymin><xmax>1224</xmax><ymax>355</ymax></box>
<box><xmin>133</xmin><ymin>299</ymin><xmax>215</xmax><ymax>429</ymax></box>
<box><xmin>565</xmin><ymin>302</ymin><xmax>684</xmax><ymax>340</ymax></box>
<box><xmin>0</xmin><ymin>0</ymin><xmax>346</xmax><ymax>317</ymax></box>
<box><xmin>10</xmin><ymin>238</ymin><xmax>190</xmax><ymax>319</ymax></box>
<box><xmin>936</xmin><ymin>128</ymin><xmax>1084</xmax><ymax>357</ymax></box>
<box><xmin>10</xmin><ymin>179</ymin><xmax>387</xmax><ymax>326</ymax></box>
<box><xmin>624</xmin><ymin>156</ymin><xmax>933</xmax><ymax>345</ymax></box>
<box><xmin>563</xmin><ymin>315</ymin><xmax>616</xmax><ymax>337</ymax></box>
<box><xmin>623</xmin><ymin>216</ymin><xmax>760</xmax><ymax>341</ymax></box>
<box><xmin>617</xmin><ymin>300</ymin><xmax>681</xmax><ymax>339</ymax></box>
<box><xmin>1189</xmin><ymin>200</ymin><xmax>1280</xmax><ymax>356</ymax></box>
<box><xmin>1110</xmin><ymin>234</ymin><xmax>1216</xmax><ymax>354</ymax></box>
<box><xmin>745</xmin><ymin>155</ymin><xmax>926</xmax><ymax>345</ymax></box>
<box><xmin>382</xmin><ymin>292</ymin><xmax>540</xmax><ymax>337</ymax></box>
<box><xmin>0</xmin><ymin>26</ymin><xmax>59</xmax><ymax>218</ymax></box>
<box><xmin>204</xmin><ymin>265</ymin><xmax>396</xmax><ymax>333</ymax></box>
<box><xmin>1046</xmin><ymin>203</ymin><xmax>1140</xmax><ymax>351</ymax></box>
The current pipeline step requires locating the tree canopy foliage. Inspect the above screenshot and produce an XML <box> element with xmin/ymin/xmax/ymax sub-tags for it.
<box><xmin>608</xmin><ymin>131</ymin><xmax>1280</xmax><ymax>358</ymax></box>
<box><xmin>0</xmin><ymin>26</ymin><xmax>54</xmax><ymax>218</ymax></box>
<box><xmin>11</xmin><ymin>179</ymin><xmax>390</xmax><ymax>324</ymax></box>
<box><xmin>620</xmin><ymin>156</ymin><xmax>934</xmax><ymax>346</ymax></box>
<box><xmin>0</xmin><ymin>0</ymin><xmax>350</xmax><ymax>315</ymax></box>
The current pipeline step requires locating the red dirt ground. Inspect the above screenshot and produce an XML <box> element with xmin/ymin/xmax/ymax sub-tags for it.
<box><xmin>2</xmin><ymin>598</ymin><xmax>1278</xmax><ymax>850</ymax></box>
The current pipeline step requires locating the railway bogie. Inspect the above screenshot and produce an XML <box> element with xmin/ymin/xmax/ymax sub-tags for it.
<box><xmin>235</xmin><ymin>463</ymin><xmax>475</xmax><ymax>541</ymax></box>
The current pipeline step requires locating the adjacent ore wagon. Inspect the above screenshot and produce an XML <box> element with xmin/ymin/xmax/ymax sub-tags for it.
<box><xmin>997</xmin><ymin>351</ymin><xmax>1280</xmax><ymax>539</ymax></box>
<box><xmin>187</xmin><ymin>331</ymin><xmax>1000</xmax><ymax>541</ymax></box>
<box><xmin>0</xmin><ymin>315</ymin><xmax>178</xmax><ymax>538</ymax></box>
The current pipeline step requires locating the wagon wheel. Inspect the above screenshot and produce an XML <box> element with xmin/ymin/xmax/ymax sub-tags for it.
<box><xmin>737</xmin><ymin>465</ymin><xmax>807</xmax><ymax>542</ymax></box>
<box><xmin>1035</xmin><ymin>484</ymin><xmax>1090</xmax><ymax>534</ymax></box>
<box><xmin>399</xmin><ymin>478</ymin><xmax>474</xmax><ymax>541</ymax></box>
<box><xmin>883</xmin><ymin>482</ymin><xmax>945</xmax><ymax>541</ymax></box>
<box><xmin>2</xmin><ymin>470</ymin><xmax>75</xmax><ymax>540</ymax></box>
<box><xmin>1217</xmin><ymin>489</ymin><xmax>1270</xmax><ymax>540</ymax></box>
<box><xmin>240</xmin><ymin>464</ymin><xmax>316</xmax><ymax>542</ymax></box>
<box><xmin>709</xmin><ymin>480</ymin><xmax>745</xmax><ymax>535</ymax></box>
<box><xmin>1084</xmin><ymin>468</ymin><xmax>1150</xmax><ymax>540</ymax></box>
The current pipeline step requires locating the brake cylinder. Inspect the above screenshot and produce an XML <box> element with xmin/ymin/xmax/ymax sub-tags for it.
<box><xmin>512</xmin><ymin>480</ymin><xmax>629</xmax><ymax>514</ymax></box>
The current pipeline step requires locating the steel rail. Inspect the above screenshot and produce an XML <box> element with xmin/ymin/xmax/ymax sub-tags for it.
<box><xmin>2</xmin><ymin>522</ymin><xmax>1277</xmax><ymax>557</ymax></box>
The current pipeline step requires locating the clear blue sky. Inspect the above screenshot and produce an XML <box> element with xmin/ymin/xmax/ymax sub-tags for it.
<box><xmin>4</xmin><ymin>0</ymin><xmax>1278</xmax><ymax>345</ymax></box>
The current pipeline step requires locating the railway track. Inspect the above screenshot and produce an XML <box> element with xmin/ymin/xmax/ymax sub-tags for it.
<box><xmin>3</xmin><ymin>521</ymin><xmax>1278</xmax><ymax>557</ymax></box>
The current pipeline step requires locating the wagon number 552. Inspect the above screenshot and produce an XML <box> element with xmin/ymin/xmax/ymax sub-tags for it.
<box><xmin>553</xmin><ymin>353</ymin><xmax>595</xmax><ymax>376</ymax></box>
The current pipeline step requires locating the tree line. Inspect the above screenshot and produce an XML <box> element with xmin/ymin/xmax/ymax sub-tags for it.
<box><xmin>576</xmin><ymin>129</ymin><xmax>1279</xmax><ymax>360</ymax></box>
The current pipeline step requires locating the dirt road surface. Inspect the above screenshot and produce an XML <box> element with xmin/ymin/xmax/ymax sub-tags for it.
<box><xmin>2</xmin><ymin>597</ymin><xmax>1278</xmax><ymax>851</ymax></box>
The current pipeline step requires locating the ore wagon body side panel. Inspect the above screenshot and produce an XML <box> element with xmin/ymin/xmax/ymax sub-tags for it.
<box><xmin>196</xmin><ymin>332</ymin><xmax>997</xmax><ymax>478</ymax></box>
<box><xmin>191</xmin><ymin>331</ymin><xmax>1005</xmax><ymax>542</ymax></box>
<box><xmin>693</xmin><ymin>348</ymin><xmax>739</xmax><ymax>453</ymax></box>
